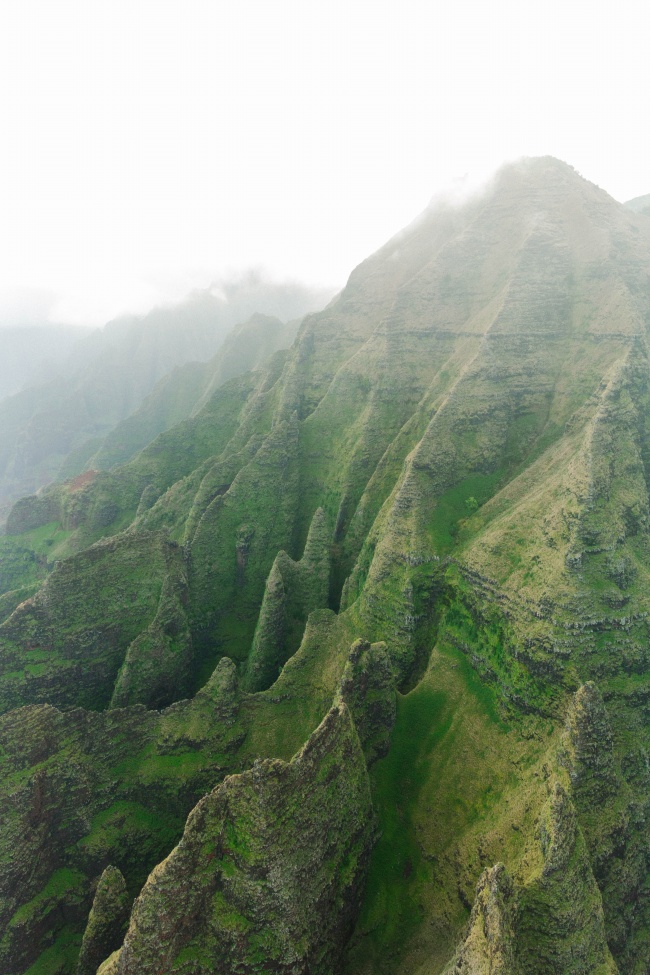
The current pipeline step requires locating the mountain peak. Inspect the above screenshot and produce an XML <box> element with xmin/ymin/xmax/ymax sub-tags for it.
<box><xmin>3</xmin><ymin>157</ymin><xmax>650</xmax><ymax>975</ymax></box>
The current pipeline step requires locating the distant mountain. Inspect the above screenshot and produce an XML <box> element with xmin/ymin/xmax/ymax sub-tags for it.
<box><xmin>0</xmin><ymin>324</ymin><xmax>90</xmax><ymax>399</ymax></box>
<box><xmin>0</xmin><ymin>281</ymin><xmax>333</xmax><ymax>521</ymax></box>
<box><xmin>61</xmin><ymin>313</ymin><xmax>301</xmax><ymax>476</ymax></box>
<box><xmin>3</xmin><ymin>158</ymin><xmax>650</xmax><ymax>975</ymax></box>
<box><xmin>625</xmin><ymin>192</ymin><xmax>650</xmax><ymax>215</ymax></box>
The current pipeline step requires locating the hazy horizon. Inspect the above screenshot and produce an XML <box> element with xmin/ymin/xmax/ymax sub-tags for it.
<box><xmin>1</xmin><ymin>1</ymin><xmax>647</xmax><ymax>328</ymax></box>
<box><xmin>0</xmin><ymin>269</ymin><xmax>338</xmax><ymax>331</ymax></box>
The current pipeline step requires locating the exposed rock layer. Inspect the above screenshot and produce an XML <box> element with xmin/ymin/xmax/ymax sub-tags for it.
<box><xmin>1</xmin><ymin>159</ymin><xmax>650</xmax><ymax>975</ymax></box>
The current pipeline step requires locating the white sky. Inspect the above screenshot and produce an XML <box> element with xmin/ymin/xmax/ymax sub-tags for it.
<box><xmin>0</xmin><ymin>0</ymin><xmax>648</xmax><ymax>326</ymax></box>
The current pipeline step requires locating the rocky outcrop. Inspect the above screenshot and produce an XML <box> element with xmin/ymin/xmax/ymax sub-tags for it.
<box><xmin>564</xmin><ymin>684</ymin><xmax>650</xmax><ymax>968</ymax></box>
<box><xmin>565</xmin><ymin>682</ymin><xmax>619</xmax><ymax>803</ymax></box>
<box><xmin>443</xmin><ymin>863</ymin><xmax>517</xmax><ymax>975</ymax></box>
<box><xmin>445</xmin><ymin>784</ymin><xmax>617</xmax><ymax>975</ymax></box>
<box><xmin>98</xmin><ymin>703</ymin><xmax>373</xmax><ymax>975</ymax></box>
<box><xmin>245</xmin><ymin>506</ymin><xmax>330</xmax><ymax>691</ymax></box>
<box><xmin>0</xmin><ymin>657</ymin><xmax>244</xmax><ymax>975</ymax></box>
<box><xmin>245</xmin><ymin>558</ymin><xmax>287</xmax><ymax>691</ymax></box>
<box><xmin>76</xmin><ymin>866</ymin><xmax>130</xmax><ymax>975</ymax></box>
<box><xmin>515</xmin><ymin>783</ymin><xmax>617</xmax><ymax>974</ymax></box>
<box><xmin>336</xmin><ymin>637</ymin><xmax>396</xmax><ymax>764</ymax></box>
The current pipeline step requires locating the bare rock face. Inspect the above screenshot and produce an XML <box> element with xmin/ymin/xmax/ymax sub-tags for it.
<box><xmin>76</xmin><ymin>866</ymin><xmax>130</xmax><ymax>975</ymax></box>
<box><xmin>99</xmin><ymin>703</ymin><xmax>373</xmax><ymax>975</ymax></box>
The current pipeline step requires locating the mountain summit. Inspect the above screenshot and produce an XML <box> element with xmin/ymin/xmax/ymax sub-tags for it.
<box><xmin>1</xmin><ymin>158</ymin><xmax>650</xmax><ymax>974</ymax></box>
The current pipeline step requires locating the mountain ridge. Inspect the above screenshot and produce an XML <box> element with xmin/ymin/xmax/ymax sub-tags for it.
<box><xmin>2</xmin><ymin>157</ymin><xmax>650</xmax><ymax>974</ymax></box>
<box><xmin>0</xmin><ymin>281</ymin><xmax>332</xmax><ymax>523</ymax></box>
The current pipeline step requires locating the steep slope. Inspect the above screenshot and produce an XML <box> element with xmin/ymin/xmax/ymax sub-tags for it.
<box><xmin>0</xmin><ymin>283</ymin><xmax>330</xmax><ymax>521</ymax></box>
<box><xmin>82</xmin><ymin>313</ymin><xmax>299</xmax><ymax>473</ymax></box>
<box><xmin>2</xmin><ymin>157</ymin><xmax>650</xmax><ymax>975</ymax></box>
<box><xmin>98</xmin><ymin>704</ymin><xmax>372</xmax><ymax>975</ymax></box>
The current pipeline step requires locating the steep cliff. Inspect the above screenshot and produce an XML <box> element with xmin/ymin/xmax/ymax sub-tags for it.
<box><xmin>2</xmin><ymin>158</ymin><xmax>650</xmax><ymax>974</ymax></box>
<box><xmin>98</xmin><ymin>704</ymin><xmax>372</xmax><ymax>975</ymax></box>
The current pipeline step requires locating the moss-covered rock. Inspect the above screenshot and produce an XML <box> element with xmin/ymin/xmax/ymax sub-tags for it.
<box><xmin>0</xmin><ymin>658</ymin><xmax>245</xmax><ymax>975</ymax></box>
<box><xmin>515</xmin><ymin>783</ymin><xmax>617</xmax><ymax>974</ymax></box>
<box><xmin>443</xmin><ymin>863</ymin><xmax>517</xmax><ymax>975</ymax></box>
<box><xmin>110</xmin><ymin>557</ymin><xmax>194</xmax><ymax>710</ymax></box>
<box><xmin>336</xmin><ymin>637</ymin><xmax>396</xmax><ymax>764</ymax></box>
<box><xmin>100</xmin><ymin>703</ymin><xmax>373</xmax><ymax>975</ymax></box>
<box><xmin>76</xmin><ymin>865</ymin><xmax>130</xmax><ymax>975</ymax></box>
<box><xmin>565</xmin><ymin>682</ymin><xmax>619</xmax><ymax>803</ymax></box>
<box><xmin>245</xmin><ymin>506</ymin><xmax>331</xmax><ymax>691</ymax></box>
<box><xmin>0</xmin><ymin>531</ymin><xmax>179</xmax><ymax>714</ymax></box>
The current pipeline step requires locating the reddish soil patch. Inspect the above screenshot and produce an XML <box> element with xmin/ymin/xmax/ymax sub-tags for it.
<box><xmin>66</xmin><ymin>469</ymin><xmax>98</xmax><ymax>492</ymax></box>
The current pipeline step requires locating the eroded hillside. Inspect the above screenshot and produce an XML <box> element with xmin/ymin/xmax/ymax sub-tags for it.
<box><xmin>2</xmin><ymin>157</ymin><xmax>650</xmax><ymax>975</ymax></box>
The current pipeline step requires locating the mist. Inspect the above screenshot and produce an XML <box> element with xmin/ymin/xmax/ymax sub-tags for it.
<box><xmin>0</xmin><ymin>269</ymin><xmax>335</xmax><ymax>400</ymax></box>
<box><xmin>2</xmin><ymin>1</ymin><xmax>646</xmax><ymax>335</ymax></box>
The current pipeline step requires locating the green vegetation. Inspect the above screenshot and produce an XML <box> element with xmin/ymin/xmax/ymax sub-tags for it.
<box><xmin>428</xmin><ymin>473</ymin><xmax>502</xmax><ymax>553</ymax></box>
<box><xmin>350</xmin><ymin>648</ymin><xmax>532</xmax><ymax>973</ymax></box>
<box><xmin>2</xmin><ymin>158</ymin><xmax>650</xmax><ymax>975</ymax></box>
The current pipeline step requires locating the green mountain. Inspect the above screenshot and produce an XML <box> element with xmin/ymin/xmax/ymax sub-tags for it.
<box><xmin>0</xmin><ymin>281</ymin><xmax>332</xmax><ymax>524</ymax></box>
<box><xmin>2</xmin><ymin>157</ymin><xmax>650</xmax><ymax>975</ymax></box>
<box><xmin>65</xmin><ymin>312</ymin><xmax>301</xmax><ymax>476</ymax></box>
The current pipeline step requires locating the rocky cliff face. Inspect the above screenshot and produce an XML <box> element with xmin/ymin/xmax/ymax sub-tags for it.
<box><xmin>0</xmin><ymin>658</ymin><xmax>243</xmax><ymax>974</ymax></box>
<box><xmin>76</xmin><ymin>866</ymin><xmax>130</xmax><ymax>975</ymax></box>
<box><xmin>2</xmin><ymin>158</ymin><xmax>650</xmax><ymax>974</ymax></box>
<box><xmin>98</xmin><ymin>704</ymin><xmax>372</xmax><ymax>975</ymax></box>
<box><xmin>445</xmin><ymin>782</ymin><xmax>618</xmax><ymax>975</ymax></box>
<box><xmin>443</xmin><ymin>864</ymin><xmax>517</xmax><ymax>975</ymax></box>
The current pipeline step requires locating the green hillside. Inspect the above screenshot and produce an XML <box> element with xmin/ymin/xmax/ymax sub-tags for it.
<box><xmin>0</xmin><ymin>282</ymin><xmax>330</xmax><ymax>523</ymax></box>
<box><xmin>74</xmin><ymin>313</ymin><xmax>300</xmax><ymax>475</ymax></box>
<box><xmin>2</xmin><ymin>157</ymin><xmax>650</xmax><ymax>975</ymax></box>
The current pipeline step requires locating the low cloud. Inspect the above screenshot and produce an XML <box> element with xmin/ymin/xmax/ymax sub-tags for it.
<box><xmin>0</xmin><ymin>288</ymin><xmax>63</xmax><ymax>328</ymax></box>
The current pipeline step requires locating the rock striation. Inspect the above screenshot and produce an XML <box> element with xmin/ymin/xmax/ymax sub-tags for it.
<box><xmin>76</xmin><ymin>866</ymin><xmax>130</xmax><ymax>975</ymax></box>
<box><xmin>443</xmin><ymin>863</ymin><xmax>517</xmax><ymax>975</ymax></box>
<box><xmin>98</xmin><ymin>704</ymin><xmax>373</xmax><ymax>975</ymax></box>
<box><xmin>2</xmin><ymin>158</ymin><xmax>650</xmax><ymax>974</ymax></box>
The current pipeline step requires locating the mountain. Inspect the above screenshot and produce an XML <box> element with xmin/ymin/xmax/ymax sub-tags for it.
<box><xmin>2</xmin><ymin>157</ymin><xmax>650</xmax><ymax>974</ymax></box>
<box><xmin>0</xmin><ymin>324</ymin><xmax>90</xmax><ymax>399</ymax></box>
<box><xmin>625</xmin><ymin>192</ymin><xmax>650</xmax><ymax>216</ymax></box>
<box><xmin>0</xmin><ymin>281</ymin><xmax>333</xmax><ymax>523</ymax></box>
<box><xmin>62</xmin><ymin>313</ymin><xmax>301</xmax><ymax>476</ymax></box>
